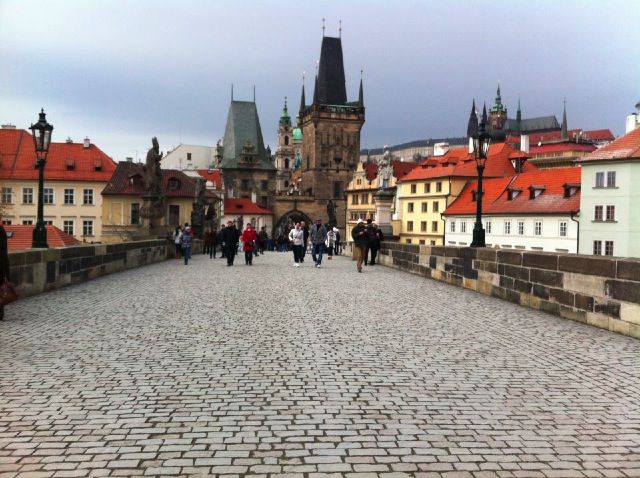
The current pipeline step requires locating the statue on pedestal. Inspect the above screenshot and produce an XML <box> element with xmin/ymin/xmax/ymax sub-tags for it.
<box><xmin>326</xmin><ymin>199</ymin><xmax>337</xmax><ymax>227</ymax></box>
<box><xmin>140</xmin><ymin>137</ymin><xmax>166</xmax><ymax>235</ymax></box>
<box><xmin>190</xmin><ymin>178</ymin><xmax>207</xmax><ymax>238</ymax></box>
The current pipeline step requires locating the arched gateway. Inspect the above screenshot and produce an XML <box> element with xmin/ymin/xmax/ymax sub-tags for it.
<box><xmin>273</xmin><ymin>210</ymin><xmax>312</xmax><ymax>240</ymax></box>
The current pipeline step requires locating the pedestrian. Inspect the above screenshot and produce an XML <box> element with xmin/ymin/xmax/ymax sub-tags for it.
<box><xmin>173</xmin><ymin>226</ymin><xmax>182</xmax><ymax>259</ymax></box>
<box><xmin>365</xmin><ymin>218</ymin><xmax>376</xmax><ymax>266</ymax></box>
<box><xmin>326</xmin><ymin>227</ymin><xmax>337</xmax><ymax>260</ymax></box>
<box><xmin>217</xmin><ymin>224</ymin><xmax>226</xmax><ymax>259</ymax></box>
<box><xmin>242</xmin><ymin>223</ymin><xmax>257</xmax><ymax>266</ymax></box>
<box><xmin>211</xmin><ymin>227</ymin><xmax>220</xmax><ymax>258</ymax></box>
<box><xmin>309</xmin><ymin>218</ymin><xmax>328</xmax><ymax>268</ymax></box>
<box><xmin>202</xmin><ymin>228</ymin><xmax>213</xmax><ymax>257</ymax></box>
<box><xmin>351</xmin><ymin>218</ymin><xmax>367</xmax><ymax>273</ymax></box>
<box><xmin>258</xmin><ymin>226</ymin><xmax>268</xmax><ymax>254</ymax></box>
<box><xmin>288</xmin><ymin>222</ymin><xmax>304</xmax><ymax>267</ymax></box>
<box><xmin>0</xmin><ymin>222</ymin><xmax>11</xmax><ymax>320</ymax></box>
<box><xmin>371</xmin><ymin>223</ymin><xmax>384</xmax><ymax>265</ymax></box>
<box><xmin>335</xmin><ymin>229</ymin><xmax>341</xmax><ymax>255</ymax></box>
<box><xmin>300</xmin><ymin>221</ymin><xmax>309</xmax><ymax>263</ymax></box>
<box><xmin>221</xmin><ymin>221</ymin><xmax>240</xmax><ymax>266</ymax></box>
<box><xmin>180</xmin><ymin>226</ymin><xmax>193</xmax><ymax>265</ymax></box>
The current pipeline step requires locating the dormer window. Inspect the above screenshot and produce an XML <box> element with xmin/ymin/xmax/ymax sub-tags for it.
<box><xmin>66</xmin><ymin>158</ymin><xmax>75</xmax><ymax>171</ymax></box>
<box><xmin>528</xmin><ymin>185</ymin><xmax>545</xmax><ymax>199</ymax></box>
<box><xmin>129</xmin><ymin>174</ymin><xmax>143</xmax><ymax>187</ymax></box>
<box><xmin>94</xmin><ymin>159</ymin><xmax>102</xmax><ymax>171</ymax></box>
<box><xmin>168</xmin><ymin>177</ymin><xmax>180</xmax><ymax>191</ymax></box>
<box><xmin>563</xmin><ymin>183</ymin><xmax>580</xmax><ymax>198</ymax></box>
<box><xmin>507</xmin><ymin>188</ymin><xmax>522</xmax><ymax>200</ymax></box>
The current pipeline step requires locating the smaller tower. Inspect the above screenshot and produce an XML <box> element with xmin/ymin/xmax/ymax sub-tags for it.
<box><xmin>516</xmin><ymin>98</ymin><xmax>522</xmax><ymax>134</ymax></box>
<box><xmin>561</xmin><ymin>98</ymin><xmax>568</xmax><ymax>140</ymax></box>
<box><xmin>467</xmin><ymin>98</ymin><xmax>478</xmax><ymax>138</ymax></box>
<box><xmin>489</xmin><ymin>82</ymin><xmax>508</xmax><ymax>132</ymax></box>
<box><xmin>275</xmin><ymin>97</ymin><xmax>295</xmax><ymax>192</ymax></box>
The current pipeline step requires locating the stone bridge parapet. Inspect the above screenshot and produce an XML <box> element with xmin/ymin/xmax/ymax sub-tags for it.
<box><xmin>379</xmin><ymin>241</ymin><xmax>640</xmax><ymax>338</ymax></box>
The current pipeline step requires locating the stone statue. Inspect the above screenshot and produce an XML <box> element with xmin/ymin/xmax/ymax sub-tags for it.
<box><xmin>145</xmin><ymin>137</ymin><xmax>163</xmax><ymax>198</ymax></box>
<box><xmin>378</xmin><ymin>146</ymin><xmax>394</xmax><ymax>189</ymax></box>
<box><xmin>190</xmin><ymin>178</ymin><xmax>207</xmax><ymax>238</ymax></box>
<box><xmin>326</xmin><ymin>199</ymin><xmax>337</xmax><ymax>227</ymax></box>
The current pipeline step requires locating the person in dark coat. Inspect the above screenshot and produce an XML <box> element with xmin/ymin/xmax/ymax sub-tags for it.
<box><xmin>211</xmin><ymin>227</ymin><xmax>220</xmax><ymax>258</ymax></box>
<box><xmin>300</xmin><ymin>221</ymin><xmax>309</xmax><ymax>263</ymax></box>
<box><xmin>221</xmin><ymin>221</ymin><xmax>240</xmax><ymax>266</ymax></box>
<box><xmin>351</xmin><ymin>219</ymin><xmax>368</xmax><ymax>273</ymax></box>
<box><xmin>0</xmin><ymin>224</ymin><xmax>10</xmax><ymax>320</ymax></box>
<box><xmin>217</xmin><ymin>225</ymin><xmax>226</xmax><ymax>259</ymax></box>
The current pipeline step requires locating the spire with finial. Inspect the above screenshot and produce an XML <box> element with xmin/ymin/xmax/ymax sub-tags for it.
<box><xmin>467</xmin><ymin>98</ymin><xmax>478</xmax><ymax>138</ymax></box>
<box><xmin>280</xmin><ymin>96</ymin><xmax>291</xmax><ymax>127</ymax></box>
<box><xmin>299</xmin><ymin>73</ymin><xmax>306</xmax><ymax>114</ymax></box>
<box><xmin>561</xmin><ymin>97</ymin><xmax>568</xmax><ymax>140</ymax></box>
<box><xmin>482</xmin><ymin>102</ymin><xmax>488</xmax><ymax>125</ymax></box>
<box><xmin>322</xmin><ymin>18</ymin><xmax>325</xmax><ymax>36</ymax></box>
<box><xmin>231</xmin><ymin>83</ymin><xmax>234</xmax><ymax>101</ymax></box>
<box><xmin>253</xmin><ymin>84</ymin><xmax>256</xmax><ymax>102</ymax></box>
<box><xmin>358</xmin><ymin>68</ymin><xmax>364</xmax><ymax>107</ymax></box>
<box><xmin>313</xmin><ymin>73</ymin><xmax>319</xmax><ymax>104</ymax></box>
<box><xmin>339</xmin><ymin>20</ymin><xmax>342</xmax><ymax>38</ymax></box>
<box><xmin>516</xmin><ymin>97</ymin><xmax>522</xmax><ymax>133</ymax></box>
<box><xmin>491</xmin><ymin>81</ymin><xmax>505</xmax><ymax>113</ymax></box>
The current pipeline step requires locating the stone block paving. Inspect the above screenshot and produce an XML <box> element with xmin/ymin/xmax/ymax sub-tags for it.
<box><xmin>1</xmin><ymin>251</ymin><xmax>639</xmax><ymax>477</ymax></box>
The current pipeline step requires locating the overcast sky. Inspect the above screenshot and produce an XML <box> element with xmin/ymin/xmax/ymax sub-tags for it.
<box><xmin>1</xmin><ymin>0</ymin><xmax>638</xmax><ymax>161</ymax></box>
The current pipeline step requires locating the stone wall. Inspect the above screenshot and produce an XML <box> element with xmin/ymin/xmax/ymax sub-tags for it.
<box><xmin>8</xmin><ymin>239</ymin><xmax>202</xmax><ymax>299</ymax></box>
<box><xmin>379</xmin><ymin>242</ymin><xmax>640</xmax><ymax>338</ymax></box>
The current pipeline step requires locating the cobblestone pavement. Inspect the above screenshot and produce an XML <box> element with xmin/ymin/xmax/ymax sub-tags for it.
<box><xmin>1</xmin><ymin>251</ymin><xmax>639</xmax><ymax>478</ymax></box>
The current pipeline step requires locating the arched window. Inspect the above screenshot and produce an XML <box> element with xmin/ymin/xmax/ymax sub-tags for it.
<box><xmin>284</xmin><ymin>158</ymin><xmax>290</xmax><ymax>169</ymax></box>
<box><xmin>284</xmin><ymin>136</ymin><xmax>289</xmax><ymax>146</ymax></box>
<box><xmin>284</xmin><ymin>180</ymin><xmax>289</xmax><ymax>188</ymax></box>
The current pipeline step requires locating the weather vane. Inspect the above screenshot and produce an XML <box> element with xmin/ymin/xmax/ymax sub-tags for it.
<box><xmin>322</xmin><ymin>18</ymin><xmax>325</xmax><ymax>36</ymax></box>
<box><xmin>339</xmin><ymin>20</ymin><xmax>342</xmax><ymax>38</ymax></box>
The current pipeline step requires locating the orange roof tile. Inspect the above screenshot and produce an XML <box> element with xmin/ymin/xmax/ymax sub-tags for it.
<box><xmin>578</xmin><ymin>127</ymin><xmax>640</xmax><ymax>162</ymax></box>
<box><xmin>528</xmin><ymin>128</ymin><xmax>615</xmax><ymax>145</ymax></box>
<box><xmin>5</xmin><ymin>225</ymin><xmax>81</xmax><ymax>252</ymax></box>
<box><xmin>196</xmin><ymin>169</ymin><xmax>223</xmax><ymax>190</ymax></box>
<box><xmin>224</xmin><ymin>198</ymin><xmax>272</xmax><ymax>215</ymax></box>
<box><xmin>444</xmin><ymin>167</ymin><xmax>581</xmax><ymax>216</ymax></box>
<box><xmin>529</xmin><ymin>143</ymin><xmax>596</xmax><ymax>154</ymax></box>
<box><xmin>0</xmin><ymin>129</ymin><xmax>117</xmax><ymax>182</ymax></box>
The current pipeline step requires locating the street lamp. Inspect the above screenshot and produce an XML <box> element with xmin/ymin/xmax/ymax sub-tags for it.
<box><xmin>470</xmin><ymin>114</ymin><xmax>491</xmax><ymax>247</ymax></box>
<box><xmin>29</xmin><ymin>109</ymin><xmax>54</xmax><ymax>248</ymax></box>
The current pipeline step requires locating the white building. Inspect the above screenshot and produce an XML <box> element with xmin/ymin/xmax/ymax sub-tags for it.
<box><xmin>443</xmin><ymin>168</ymin><xmax>581</xmax><ymax>253</ymax></box>
<box><xmin>161</xmin><ymin>144</ymin><xmax>218</xmax><ymax>171</ymax></box>
<box><xmin>578</xmin><ymin>126</ymin><xmax>640</xmax><ymax>258</ymax></box>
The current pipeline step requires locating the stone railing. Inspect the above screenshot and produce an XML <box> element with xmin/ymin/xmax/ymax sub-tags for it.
<box><xmin>8</xmin><ymin>239</ymin><xmax>202</xmax><ymax>299</ymax></box>
<box><xmin>379</xmin><ymin>242</ymin><xmax>639</xmax><ymax>338</ymax></box>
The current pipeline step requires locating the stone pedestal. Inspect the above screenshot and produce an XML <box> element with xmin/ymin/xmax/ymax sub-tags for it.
<box><xmin>374</xmin><ymin>188</ymin><xmax>395</xmax><ymax>238</ymax></box>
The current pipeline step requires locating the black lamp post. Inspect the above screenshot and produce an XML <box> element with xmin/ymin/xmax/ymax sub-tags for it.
<box><xmin>29</xmin><ymin>109</ymin><xmax>54</xmax><ymax>249</ymax></box>
<box><xmin>470</xmin><ymin>115</ymin><xmax>491</xmax><ymax>247</ymax></box>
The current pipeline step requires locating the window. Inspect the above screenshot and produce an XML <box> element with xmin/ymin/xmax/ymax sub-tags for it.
<box><xmin>187</xmin><ymin>152</ymin><xmax>192</xmax><ymax>161</ymax></box>
<box><xmin>594</xmin><ymin>205</ymin><xmax>603</xmax><ymax>221</ymax></box>
<box><xmin>1</xmin><ymin>220</ymin><xmax>12</xmax><ymax>225</ymax></box>
<box><xmin>64</xmin><ymin>188</ymin><xmax>74</xmax><ymax>205</ymax></box>
<box><xmin>605</xmin><ymin>241</ymin><xmax>614</xmax><ymax>256</ymax></box>
<box><xmin>22</xmin><ymin>219</ymin><xmax>33</xmax><ymax>225</ymax></box>
<box><xmin>433</xmin><ymin>201</ymin><xmax>439</xmax><ymax>212</ymax></box>
<box><xmin>361</xmin><ymin>193</ymin><xmax>368</xmax><ymax>204</ymax></box>
<box><xmin>595</xmin><ymin>172</ymin><xmax>604</xmax><ymax>188</ymax></box>
<box><xmin>82</xmin><ymin>220</ymin><xmax>94</xmax><ymax>237</ymax></box>
<box><xmin>606</xmin><ymin>205</ymin><xmax>615</xmax><ymax>221</ymax></box>
<box><xmin>0</xmin><ymin>187</ymin><xmax>12</xmax><ymax>204</ymax></box>
<box><xmin>534</xmin><ymin>221</ymin><xmax>542</xmax><ymax>236</ymax></box>
<box><xmin>606</xmin><ymin>171</ymin><xmax>616</xmax><ymax>187</ymax></box>
<box><xmin>408</xmin><ymin>202</ymin><xmax>414</xmax><ymax>213</ymax></box>
<box><xmin>261</xmin><ymin>180</ymin><xmax>268</xmax><ymax>191</ymax></box>
<box><xmin>504</xmin><ymin>221</ymin><xmax>511</xmax><ymax>235</ymax></box>
<box><xmin>420</xmin><ymin>221</ymin><xmax>427</xmax><ymax>232</ymax></box>
<box><xmin>23</xmin><ymin>188</ymin><xmax>34</xmax><ymax>204</ymax></box>
<box><xmin>559</xmin><ymin>221</ymin><xmax>567</xmax><ymax>237</ymax></box>
<box><xmin>430</xmin><ymin>240</ymin><xmax>436</xmax><ymax>245</ymax></box>
<box><xmin>43</xmin><ymin>220</ymin><xmax>53</xmax><ymax>226</ymax></box>
<box><xmin>450</xmin><ymin>221</ymin><xmax>456</xmax><ymax>233</ymax></box>
<box><xmin>431</xmin><ymin>221</ymin><xmax>438</xmax><ymax>232</ymax></box>
<box><xmin>424</xmin><ymin>183</ymin><xmax>431</xmax><ymax>193</ymax></box>
<box><xmin>131</xmin><ymin>203</ymin><xmax>140</xmax><ymax>225</ymax></box>
<box><xmin>333</xmin><ymin>182</ymin><xmax>343</xmax><ymax>199</ymax></box>
<box><xmin>352</xmin><ymin>194</ymin><xmax>359</xmax><ymax>205</ymax></box>
<box><xmin>284</xmin><ymin>158</ymin><xmax>290</xmax><ymax>169</ymax></box>
<box><xmin>43</xmin><ymin>188</ymin><xmax>54</xmax><ymax>204</ymax></box>
<box><xmin>406</xmin><ymin>239</ymin><xmax>412</xmax><ymax>244</ymax></box>
<box><xmin>241</xmin><ymin>179</ymin><xmax>249</xmax><ymax>190</ymax></box>
<box><xmin>518</xmin><ymin>221</ymin><xmax>525</xmax><ymax>235</ymax></box>
<box><xmin>83</xmin><ymin>189</ymin><xmax>94</xmax><ymax>205</ymax></box>
<box><xmin>419</xmin><ymin>240</ymin><xmax>425</xmax><ymax>245</ymax></box>
<box><xmin>485</xmin><ymin>220</ymin><xmax>491</xmax><ymax>234</ymax></box>
<box><xmin>410</xmin><ymin>184</ymin><xmax>417</xmax><ymax>194</ymax></box>
<box><xmin>436</xmin><ymin>182</ymin><xmax>442</xmax><ymax>193</ymax></box>
<box><xmin>419</xmin><ymin>202</ymin><xmax>427</xmax><ymax>213</ymax></box>
<box><xmin>356</xmin><ymin>178</ymin><xmax>362</xmax><ymax>185</ymax></box>
<box><xmin>63</xmin><ymin>220</ymin><xmax>74</xmax><ymax>235</ymax></box>
<box><xmin>461</xmin><ymin>221</ymin><xmax>467</xmax><ymax>233</ymax></box>
<box><xmin>284</xmin><ymin>136</ymin><xmax>289</xmax><ymax>146</ymax></box>
<box><xmin>406</xmin><ymin>221</ymin><xmax>414</xmax><ymax>232</ymax></box>
<box><xmin>593</xmin><ymin>240</ymin><xmax>602</xmax><ymax>255</ymax></box>
<box><xmin>508</xmin><ymin>189</ymin><xmax>521</xmax><ymax>200</ymax></box>
<box><xmin>168</xmin><ymin>178</ymin><xmax>180</xmax><ymax>190</ymax></box>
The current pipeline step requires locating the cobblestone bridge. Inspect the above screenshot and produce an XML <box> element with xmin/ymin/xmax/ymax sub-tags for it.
<box><xmin>1</xmin><ymin>252</ymin><xmax>639</xmax><ymax>477</ymax></box>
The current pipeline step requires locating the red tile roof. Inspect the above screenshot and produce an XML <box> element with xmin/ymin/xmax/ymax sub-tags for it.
<box><xmin>444</xmin><ymin>167</ymin><xmax>581</xmax><ymax>216</ymax></box>
<box><xmin>529</xmin><ymin>142</ymin><xmax>596</xmax><ymax>154</ymax></box>
<box><xmin>196</xmin><ymin>169</ymin><xmax>223</xmax><ymax>190</ymax></box>
<box><xmin>578</xmin><ymin>127</ymin><xmax>640</xmax><ymax>163</ymax></box>
<box><xmin>362</xmin><ymin>160</ymin><xmax>418</xmax><ymax>182</ymax></box>
<box><xmin>102</xmin><ymin>161</ymin><xmax>202</xmax><ymax>198</ymax></box>
<box><xmin>528</xmin><ymin>128</ymin><xmax>614</xmax><ymax>145</ymax></box>
<box><xmin>5</xmin><ymin>225</ymin><xmax>80</xmax><ymax>252</ymax></box>
<box><xmin>364</xmin><ymin>162</ymin><xmax>378</xmax><ymax>181</ymax></box>
<box><xmin>399</xmin><ymin>143</ymin><xmax>536</xmax><ymax>182</ymax></box>
<box><xmin>224</xmin><ymin>198</ymin><xmax>272</xmax><ymax>215</ymax></box>
<box><xmin>0</xmin><ymin>128</ymin><xmax>117</xmax><ymax>182</ymax></box>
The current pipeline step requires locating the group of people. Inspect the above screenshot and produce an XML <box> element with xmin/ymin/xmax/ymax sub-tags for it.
<box><xmin>350</xmin><ymin>218</ymin><xmax>384</xmax><ymax>273</ymax></box>
<box><xmin>287</xmin><ymin>219</ymin><xmax>339</xmax><ymax>268</ymax></box>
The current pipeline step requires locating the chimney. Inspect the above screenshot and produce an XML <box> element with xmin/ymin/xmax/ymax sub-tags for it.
<box><xmin>251</xmin><ymin>192</ymin><xmax>257</xmax><ymax>203</ymax></box>
<box><xmin>520</xmin><ymin>134</ymin><xmax>530</xmax><ymax>153</ymax></box>
<box><xmin>468</xmin><ymin>137</ymin><xmax>474</xmax><ymax>154</ymax></box>
<box><xmin>83</xmin><ymin>137</ymin><xmax>91</xmax><ymax>149</ymax></box>
<box><xmin>126</xmin><ymin>157</ymin><xmax>133</xmax><ymax>162</ymax></box>
<box><xmin>434</xmin><ymin>142</ymin><xmax>450</xmax><ymax>156</ymax></box>
<box><xmin>1</xmin><ymin>124</ymin><xmax>16</xmax><ymax>129</ymax></box>
<box><xmin>626</xmin><ymin>113</ymin><xmax>639</xmax><ymax>134</ymax></box>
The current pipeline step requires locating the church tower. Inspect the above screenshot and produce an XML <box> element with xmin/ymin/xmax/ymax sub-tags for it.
<box><xmin>489</xmin><ymin>82</ymin><xmax>508</xmax><ymax>133</ymax></box>
<box><xmin>274</xmin><ymin>97</ymin><xmax>295</xmax><ymax>192</ymax></box>
<box><xmin>298</xmin><ymin>34</ymin><xmax>365</xmax><ymax>229</ymax></box>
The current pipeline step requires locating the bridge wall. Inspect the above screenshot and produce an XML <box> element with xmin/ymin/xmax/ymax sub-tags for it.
<box><xmin>378</xmin><ymin>242</ymin><xmax>640</xmax><ymax>338</ymax></box>
<box><xmin>7</xmin><ymin>239</ymin><xmax>201</xmax><ymax>299</ymax></box>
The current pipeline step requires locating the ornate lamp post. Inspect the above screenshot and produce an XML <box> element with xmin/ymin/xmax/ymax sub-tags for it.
<box><xmin>470</xmin><ymin>115</ymin><xmax>491</xmax><ymax>247</ymax></box>
<box><xmin>29</xmin><ymin>109</ymin><xmax>54</xmax><ymax>248</ymax></box>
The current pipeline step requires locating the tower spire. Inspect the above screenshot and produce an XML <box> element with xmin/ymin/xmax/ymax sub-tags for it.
<box><xmin>516</xmin><ymin>98</ymin><xmax>522</xmax><ymax>133</ymax></box>
<box><xmin>467</xmin><ymin>98</ymin><xmax>478</xmax><ymax>138</ymax></box>
<box><xmin>358</xmin><ymin>68</ymin><xmax>364</xmax><ymax>107</ymax></box>
<box><xmin>339</xmin><ymin>20</ymin><xmax>342</xmax><ymax>38</ymax></box>
<box><xmin>253</xmin><ymin>84</ymin><xmax>256</xmax><ymax>102</ymax></box>
<box><xmin>322</xmin><ymin>18</ymin><xmax>325</xmax><ymax>37</ymax></box>
<box><xmin>231</xmin><ymin>83</ymin><xmax>234</xmax><ymax>101</ymax></box>
<box><xmin>299</xmin><ymin>73</ymin><xmax>306</xmax><ymax>114</ymax></box>
<box><xmin>482</xmin><ymin>102</ymin><xmax>488</xmax><ymax>124</ymax></box>
<box><xmin>561</xmin><ymin>97</ymin><xmax>568</xmax><ymax>140</ymax></box>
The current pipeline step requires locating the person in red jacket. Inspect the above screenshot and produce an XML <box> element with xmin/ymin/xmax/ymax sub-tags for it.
<box><xmin>241</xmin><ymin>223</ymin><xmax>258</xmax><ymax>266</ymax></box>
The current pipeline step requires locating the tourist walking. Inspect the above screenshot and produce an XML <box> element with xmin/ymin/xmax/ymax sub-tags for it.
<box><xmin>217</xmin><ymin>225</ymin><xmax>226</xmax><ymax>259</ymax></box>
<box><xmin>173</xmin><ymin>226</ymin><xmax>182</xmax><ymax>259</ymax></box>
<box><xmin>221</xmin><ymin>221</ymin><xmax>240</xmax><ymax>266</ymax></box>
<box><xmin>335</xmin><ymin>229</ymin><xmax>341</xmax><ymax>255</ymax></box>
<box><xmin>309</xmin><ymin>218</ymin><xmax>328</xmax><ymax>268</ymax></box>
<box><xmin>351</xmin><ymin>218</ymin><xmax>367</xmax><ymax>273</ymax></box>
<box><xmin>364</xmin><ymin>219</ymin><xmax>377</xmax><ymax>266</ymax></box>
<box><xmin>202</xmin><ymin>228</ymin><xmax>213</xmax><ymax>258</ymax></box>
<box><xmin>258</xmin><ymin>226</ymin><xmax>268</xmax><ymax>254</ymax></box>
<box><xmin>242</xmin><ymin>223</ymin><xmax>257</xmax><ymax>266</ymax></box>
<box><xmin>288</xmin><ymin>222</ymin><xmax>305</xmax><ymax>267</ymax></box>
<box><xmin>0</xmin><ymin>223</ymin><xmax>11</xmax><ymax>320</ymax></box>
<box><xmin>180</xmin><ymin>226</ymin><xmax>193</xmax><ymax>265</ymax></box>
<box><xmin>300</xmin><ymin>221</ymin><xmax>309</xmax><ymax>263</ymax></box>
<box><xmin>211</xmin><ymin>227</ymin><xmax>220</xmax><ymax>258</ymax></box>
<box><xmin>326</xmin><ymin>227</ymin><xmax>337</xmax><ymax>261</ymax></box>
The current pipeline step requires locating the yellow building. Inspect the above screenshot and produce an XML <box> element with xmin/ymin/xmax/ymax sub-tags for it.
<box><xmin>0</xmin><ymin>128</ymin><xmax>117</xmax><ymax>243</ymax></box>
<box><xmin>101</xmin><ymin>161</ymin><xmax>199</xmax><ymax>242</ymax></box>
<box><xmin>397</xmin><ymin>144</ymin><xmax>528</xmax><ymax>244</ymax></box>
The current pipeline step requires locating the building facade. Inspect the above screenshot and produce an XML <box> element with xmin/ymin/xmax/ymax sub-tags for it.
<box><xmin>274</xmin><ymin>98</ymin><xmax>303</xmax><ymax>193</ymax></box>
<box><xmin>0</xmin><ymin>127</ymin><xmax>117</xmax><ymax>243</ymax></box>
<box><xmin>161</xmin><ymin>144</ymin><xmax>218</xmax><ymax>172</ymax></box>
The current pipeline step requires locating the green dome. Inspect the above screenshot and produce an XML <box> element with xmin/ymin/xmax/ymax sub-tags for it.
<box><xmin>292</xmin><ymin>127</ymin><xmax>303</xmax><ymax>141</ymax></box>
